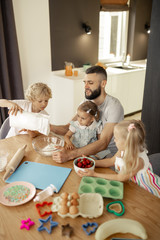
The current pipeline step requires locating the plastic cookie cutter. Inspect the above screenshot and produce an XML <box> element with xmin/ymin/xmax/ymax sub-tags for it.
<box><xmin>20</xmin><ymin>218</ymin><xmax>35</xmax><ymax>230</ymax></box>
<box><xmin>106</xmin><ymin>200</ymin><xmax>125</xmax><ymax>216</ymax></box>
<box><xmin>82</xmin><ymin>222</ymin><xmax>98</xmax><ymax>235</ymax></box>
<box><xmin>61</xmin><ymin>223</ymin><xmax>73</xmax><ymax>238</ymax></box>
<box><xmin>35</xmin><ymin>201</ymin><xmax>53</xmax><ymax>217</ymax></box>
<box><xmin>37</xmin><ymin>215</ymin><xmax>58</xmax><ymax>234</ymax></box>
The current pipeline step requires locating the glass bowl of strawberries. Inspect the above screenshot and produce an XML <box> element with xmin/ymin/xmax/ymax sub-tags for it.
<box><xmin>73</xmin><ymin>157</ymin><xmax>95</xmax><ymax>173</ymax></box>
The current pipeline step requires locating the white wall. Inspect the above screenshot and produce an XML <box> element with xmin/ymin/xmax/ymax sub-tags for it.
<box><xmin>12</xmin><ymin>0</ymin><xmax>55</xmax><ymax>122</ymax></box>
<box><xmin>13</xmin><ymin>0</ymin><xmax>52</xmax><ymax>88</ymax></box>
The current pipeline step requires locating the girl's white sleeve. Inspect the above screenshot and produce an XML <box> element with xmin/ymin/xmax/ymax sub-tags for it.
<box><xmin>69</xmin><ymin>124</ymin><xmax>76</xmax><ymax>133</ymax></box>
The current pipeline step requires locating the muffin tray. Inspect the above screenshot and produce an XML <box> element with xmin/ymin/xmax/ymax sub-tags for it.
<box><xmin>78</xmin><ymin>177</ymin><xmax>123</xmax><ymax>199</ymax></box>
<box><xmin>51</xmin><ymin>193</ymin><xmax>103</xmax><ymax>218</ymax></box>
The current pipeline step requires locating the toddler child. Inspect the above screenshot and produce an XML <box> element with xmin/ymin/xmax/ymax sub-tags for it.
<box><xmin>77</xmin><ymin>119</ymin><xmax>160</xmax><ymax>198</ymax></box>
<box><xmin>0</xmin><ymin>82</ymin><xmax>52</xmax><ymax>138</ymax></box>
<box><xmin>64</xmin><ymin>101</ymin><xmax>109</xmax><ymax>159</ymax></box>
<box><xmin>64</xmin><ymin>101</ymin><xmax>101</xmax><ymax>150</ymax></box>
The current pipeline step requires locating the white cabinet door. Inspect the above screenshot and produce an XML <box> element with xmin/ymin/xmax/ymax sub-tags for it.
<box><xmin>46</xmin><ymin>73</ymin><xmax>85</xmax><ymax>125</ymax></box>
<box><xmin>106</xmin><ymin>70</ymin><xmax>146</xmax><ymax>115</ymax></box>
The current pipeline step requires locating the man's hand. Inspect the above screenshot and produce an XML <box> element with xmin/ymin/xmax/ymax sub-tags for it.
<box><xmin>52</xmin><ymin>147</ymin><xmax>72</xmax><ymax>163</ymax></box>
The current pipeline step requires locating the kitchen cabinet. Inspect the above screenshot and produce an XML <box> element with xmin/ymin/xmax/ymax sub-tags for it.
<box><xmin>46</xmin><ymin>61</ymin><xmax>146</xmax><ymax>124</ymax></box>
<box><xmin>107</xmin><ymin>67</ymin><xmax>146</xmax><ymax>115</ymax></box>
<box><xmin>46</xmin><ymin>70</ymin><xmax>85</xmax><ymax>125</ymax></box>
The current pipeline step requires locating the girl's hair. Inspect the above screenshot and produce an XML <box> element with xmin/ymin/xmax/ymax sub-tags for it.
<box><xmin>78</xmin><ymin>101</ymin><xmax>100</xmax><ymax>121</ymax></box>
<box><xmin>114</xmin><ymin>119</ymin><xmax>146</xmax><ymax>174</ymax></box>
<box><xmin>25</xmin><ymin>82</ymin><xmax>52</xmax><ymax>101</ymax></box>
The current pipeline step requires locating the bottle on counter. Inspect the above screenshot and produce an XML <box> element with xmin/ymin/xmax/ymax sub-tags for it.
<box><xmin>126</xmin><ymin>54</ymin><xmax>130</xmax><ymax>66</ymax></box>
<box><xmin>122</xmin><ymin>51</ymin><xmax>126</xmax><ymax>66</ymax></box>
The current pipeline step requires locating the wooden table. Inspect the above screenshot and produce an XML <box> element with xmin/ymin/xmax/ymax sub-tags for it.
<box><xmin>0</xmin><ymin>135</ymin><xmax>160</xmax><ymax>240</ymax></box>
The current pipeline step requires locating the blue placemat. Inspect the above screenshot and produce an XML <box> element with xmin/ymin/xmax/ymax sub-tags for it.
<box><xmin>6</xmin><ymin>161</ymin><xmax>72</xmax><ymax>191</ymax></box>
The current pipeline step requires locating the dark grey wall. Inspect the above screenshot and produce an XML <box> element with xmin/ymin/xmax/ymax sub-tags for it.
<box><xmin>49</xmin><ymin>0</ymin><xmax>100</xmax><ymax>70</ymax></box>
<box><xmin>142</xmin><ymin>0</ymin><xmax>160</xmax><ymax>154</ymax></box>
<box><xmin>49</xmin><ymin>0</ymin><xmax>152</xmax><ymax>70</ymax></box>
<box><xmin>127</xmin><ymin>0</ymin><xmax>152</xmax><ymax>61</ymax></box>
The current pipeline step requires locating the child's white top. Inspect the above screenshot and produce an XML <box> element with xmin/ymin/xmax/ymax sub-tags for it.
<box><xmin>115</xmin><ymin>149</ymin><xmax>150</xmax><ymax>173</ymax></box>
<box><xmin>69</xmin><ymin>120</ymin><xmax>102</xmax><ymax>134</ymax></box>
<box><xmin>115</xmin><ymin>150</ymin><xmax>160</xmax><ymax>198</ymax></box>
<box><xmin>69</xmin><ymin>120</ymin><xmax>102</xmax><ymax>148</ymax></box>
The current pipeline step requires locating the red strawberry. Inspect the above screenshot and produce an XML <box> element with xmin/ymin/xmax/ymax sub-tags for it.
<box><xmin>82</xmin><ymin>160</ymin><xmax>87</xmax><ymax>165</ymax></box>
<box><xmin>86</xmin><ymin>159</ymin><xmax>90</xmax><ymax>164</ymax></box>
<box><xmin>77</xmin><ymin>158</ymin><xmax>81</xmax><ymax>162</ymax></box>
<box><xmin>87</xmin><ymin>164</ymin><xmax>92</xmax><ymax>168</ymax></box>
<box><xmin>77</xmin><ymin>162</ymin><xmax>82</xmax><ymax>168</ymax></box>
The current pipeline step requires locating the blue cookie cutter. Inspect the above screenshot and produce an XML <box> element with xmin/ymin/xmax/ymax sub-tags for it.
<box><xmin>106</xmin><ymin>201</ymin><xmax>125</xmax><ymax>216</ymax></box>
<box><xmin>82</xmin><ymin>222</ymin><xmax>98</xmax><ymax>235</ymax></box>
<box><xmin>37</xmin><ymin>215</ymin><xmax>58</xmax><ymax>234</ymax></box>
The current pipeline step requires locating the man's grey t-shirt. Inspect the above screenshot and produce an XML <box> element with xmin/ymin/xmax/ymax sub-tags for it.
<box><xmin>97</xmin><ymin>94</ymin><xmax>124</xmax><ymax>155</ymax></box>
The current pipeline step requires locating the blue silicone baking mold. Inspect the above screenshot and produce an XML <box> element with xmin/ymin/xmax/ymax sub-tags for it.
<box><xmin>78</xmin><ymin>177</ymin><xmax>123</xmax><ymax>199</ymax></box>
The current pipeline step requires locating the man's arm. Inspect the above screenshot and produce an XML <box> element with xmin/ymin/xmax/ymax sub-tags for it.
<box><xmin>50</xmin><ymin>115</ymin><xmax>77</xmax><ymax>136</ymax></box>
<box><xmin>50</xmin><ymin>123</ymin><xmax>70</xmax><ymax>136</ymax></box>
<box><xmin>52</xmin><ymin>122</ymin><xmax>116</xmax><ymax>163</ymax></box>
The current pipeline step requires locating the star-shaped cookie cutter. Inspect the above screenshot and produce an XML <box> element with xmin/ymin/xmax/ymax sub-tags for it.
<box><xmin>82</xmin><ymin>222</ymin><xmax>98</xmax><ymax>235</ymax></box>
<box><xmin>37</xmin><ymin>215</ymin><xmax>58</xmax><ymax>234</ymax></box>
<box><xmin>20</xmin><ymin>218</ymin><xmax>35</xmax><ymax>230</ymax></box>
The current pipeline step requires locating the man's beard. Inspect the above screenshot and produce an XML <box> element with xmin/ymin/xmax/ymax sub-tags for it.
<box><xmin>85</xmin><ymin>86</ymin><xmax>101</xmax><ymax>100</ymax></box>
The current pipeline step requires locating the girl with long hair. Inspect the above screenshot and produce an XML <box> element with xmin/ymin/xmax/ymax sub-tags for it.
<box><xmin>77</xmin><ymin>120</ymin><xmax>160</xmax><ymax>198</ymax></box>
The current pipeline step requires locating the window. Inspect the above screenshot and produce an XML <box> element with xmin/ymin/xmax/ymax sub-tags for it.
<box><xmin>98</xmin><ymin>11</ymin><xmax>129</xmax><ymax>63</ymax></box>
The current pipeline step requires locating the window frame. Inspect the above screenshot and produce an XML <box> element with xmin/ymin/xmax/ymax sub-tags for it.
<box><xmin>98</xmin><ymin>10</ymin><xmax>129</xmax><ymax>64</ymax></box>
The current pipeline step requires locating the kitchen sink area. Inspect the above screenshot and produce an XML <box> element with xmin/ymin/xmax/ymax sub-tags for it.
<box><xmin>106</xmin><ymin>60</ymin><xmax>146</xmax><ymax>72</ymax></box>
<box><xmin>112</xmin><ymin>65</ymin><xmax>144</xmax><ymax>70</ymax></box>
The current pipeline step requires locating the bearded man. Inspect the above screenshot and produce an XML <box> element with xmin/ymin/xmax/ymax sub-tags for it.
<box><xmin>51</xmin><ymin>66</ymin><xmax>124</xmax><ymax>163</ymax></box>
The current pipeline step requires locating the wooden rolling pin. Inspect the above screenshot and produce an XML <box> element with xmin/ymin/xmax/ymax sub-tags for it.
<box><xmin>3</xmin><ymin>144</ymin><xmax>27</xmax><ymax>181</ymax></box>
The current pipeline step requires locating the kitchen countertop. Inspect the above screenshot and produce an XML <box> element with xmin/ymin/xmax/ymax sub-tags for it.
<box><xmin>52</xmin><ymin>60</ymin><xmax>146</xmax><ymax>80</ymax></box>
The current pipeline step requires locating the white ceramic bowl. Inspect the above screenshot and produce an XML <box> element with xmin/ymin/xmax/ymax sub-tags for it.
<box><xmin>32</xmin><ymin>135</ymin><xmax>64</xmax><ymax>157</ymax></box>
<box><xmin>73</xmin><ymin>157</ymin><xmax>95</xmax><ymax>173</ymax></box>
